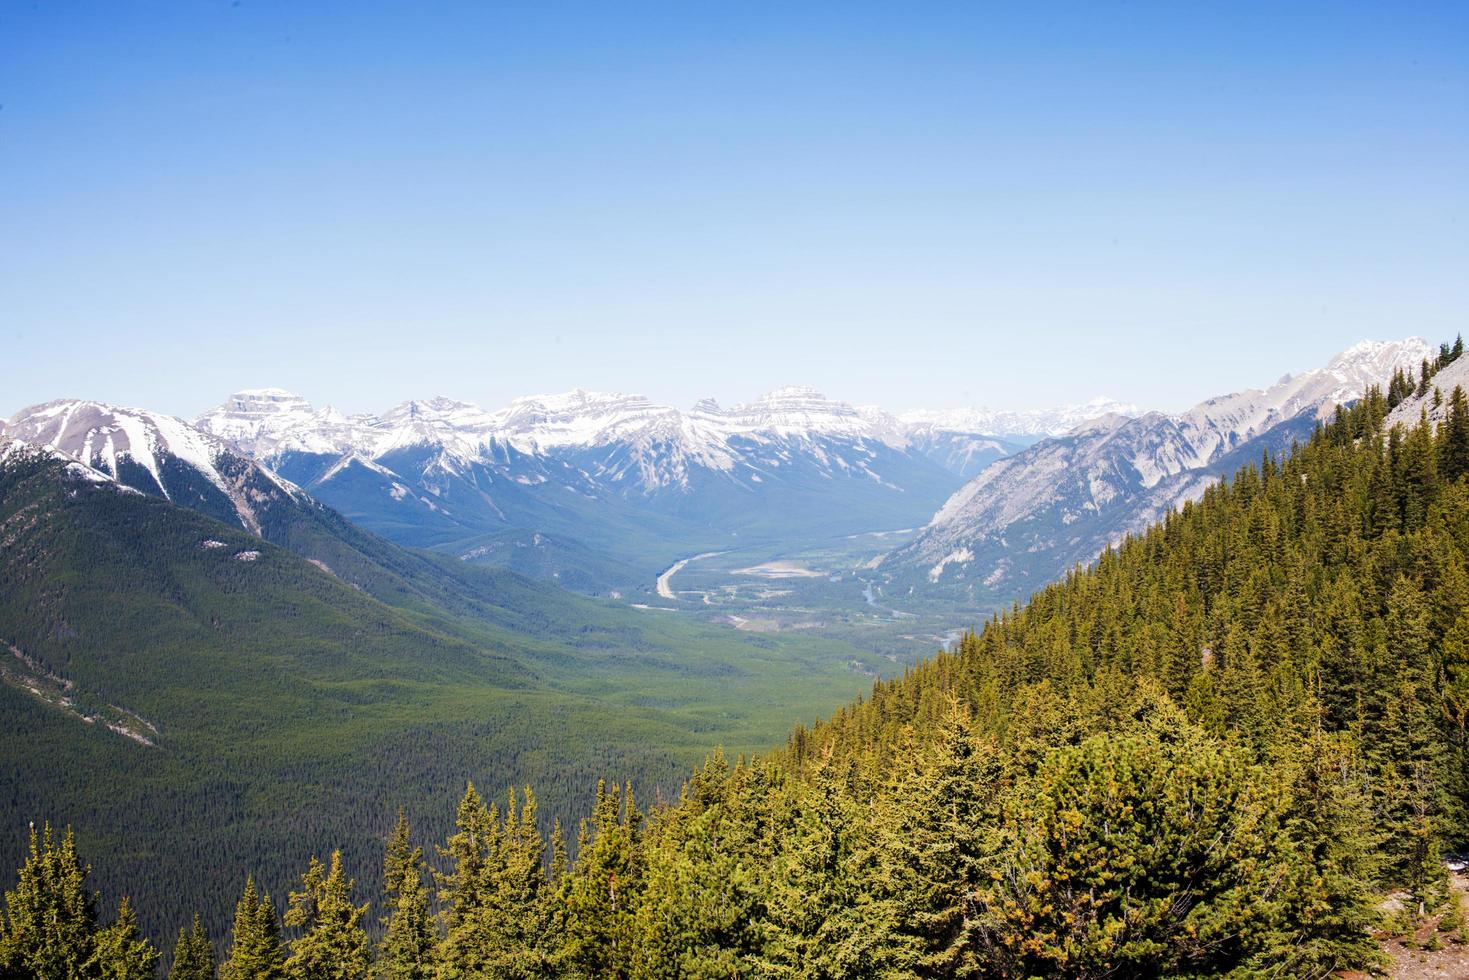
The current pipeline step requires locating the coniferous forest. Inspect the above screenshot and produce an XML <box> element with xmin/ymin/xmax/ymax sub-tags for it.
<box><xmin>5</xmin><ymin>372</ymin><xmax>1469</xmax><ymax>977</ymax></box>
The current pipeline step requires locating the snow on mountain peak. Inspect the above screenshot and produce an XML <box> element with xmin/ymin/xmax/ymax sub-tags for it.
<box><xmin>4</xmin><ymin>399</ymin><xmax>225</xmax><ymax>495</ymax></box>
<box><xmin>2</xmin><ymin>399</ymin><xmax>306</xmax><ymax>533</ymax></box>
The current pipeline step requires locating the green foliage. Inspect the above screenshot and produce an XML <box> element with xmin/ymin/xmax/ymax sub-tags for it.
<box><xmin>221</xmin><ymin>877</ymin><xmax>285</xmax><ymax>980</ymax></box>
<box><xmin>556</xmin><ymin>781</ymin><xmax>643</xmax><ymax>978</ymax></box>
<box><xmin>0</xmin><ymin>446</ymin><xmax>878</xmax><ymax>943</ymax></box>
<box><xmin>168</xmin><ymin>915</ymin><xmax>216</xmax><ymax>980</ymax></box>
<box><xmin>0</xmin><ymin>825</ymin><xmax>159</xmax><ymax>980</ymax></box>
<box><xmin>282</xmin><ymin>851</ymin><xmax>370</xmax><ymax>979</ymax></box>
<box><xmin>977</xmin><ymin>711</ymin><xmax>1279</xmax><ymax>975</ymax></box>
<box><xmin>91</xmin><ymin>897</ymin><xmax>160</xmax><ymax>980</ymax></box>
<box><xmin>0</xmin><ymin>824</ymin><xmax>98</xmax><ymax>977</ymax></box>
<box><xmin>377</xmin><ymin>813</ymin><xmax>434</xmax><ymax>980</ymax></box>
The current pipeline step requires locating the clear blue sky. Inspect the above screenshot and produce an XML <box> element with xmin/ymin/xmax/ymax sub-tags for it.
<box><xmin>2</xmin><ymin>1</ymin><xmax>1466</xmax><ymax>419</ymax></box>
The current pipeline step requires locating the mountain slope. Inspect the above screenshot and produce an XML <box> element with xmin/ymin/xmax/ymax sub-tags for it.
<box><xmin>0</xmin><ymin>447</ymin><xmax>883</xmax><ymax>942</ymax></box>
<box><xmin>882</xmin><ymin>338</ymin><xmax>1434</xmax><ymax>602</ymax></box>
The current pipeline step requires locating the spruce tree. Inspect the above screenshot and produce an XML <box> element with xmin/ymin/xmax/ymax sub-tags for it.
<box><xmin>0</xmin><ymin>824</ymin><xmax>98</xmax><ymax>978</ymax></box>
<box><xmin>477</xmin><ymin>788</ymin><xmax>550</xmax><ymax>975</ymax></box>
<box><xmin>282</xmin><ymin>851</ymin><xmax>370</xmax><ymax>980</ymax></box>
<box><xmin>378</xmin><ymin>813</ymin><xmax>434</xmax><ymax>980</ymax></box>
<box><xmin>1369</xmin><ymin>680</ymin><xmax>1449</xmax><ymax>912</ymax></box>
<box><xmin>1441</xmin><ymin>386</ymin><xmax>1469</xmax><ymax>482</ymax></box>
<box><xmin>759</xmin><ymin>755</ymin><xmax>890</xmax><ymax>979</ymax></box>
<box><xmin>876</xmin><ymin>704</ymin><xmax>1004</xmax><ymax>976</ymax></box>
<box><xmin>558</xmin><ymin>780</ymin><xmax>643</xmax><ymax>978</ymax></box>
<box><xmin>630</xmin><ymin>752</ymin><xmax>769</xmax><ymax>978</ymax></box>
<box><xmin>436</xmin><ymin>783</ymin><xmax>497</xmax><ymax>977</ymax></box>
<box><xmin>169</xmin><ymin>914</ymin><xmax>216</xmax><ymax>980</ymax></box>
<box><xmin>221</xmin><ymin>877</ymin><xmax>285</xmax><ymax>980</ymax></box>
<box><xmin>90</xmin><ymin>897</ymin><xmax>159</xmax><ymax>980</ymax></box>
<box><xmin>1271</xmin><ymin>731</ymin><xmax>1384</xmax><ymax>976</ymax></box>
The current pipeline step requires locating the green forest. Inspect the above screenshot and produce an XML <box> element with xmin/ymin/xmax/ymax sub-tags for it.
<box><xmin>6</xmin><ymin>367</ymin><xmax>1469</xmax><ymax>977</ymax></box>
<box><xmin>0</xmin><ymin>443</ymin><xmax>885</xmax><ymax>950</ymax></box>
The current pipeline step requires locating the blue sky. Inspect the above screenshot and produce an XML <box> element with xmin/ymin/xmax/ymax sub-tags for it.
<box><xmin>2</xmin><ymin>1</ymin><xmax>1466</xmax><ymax>419</ymax></box>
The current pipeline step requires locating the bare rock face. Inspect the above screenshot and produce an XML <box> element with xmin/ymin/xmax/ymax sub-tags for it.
<box><xmin>883</xmin><ymin>338</ymin><xmax>1435</xmax><ymax>599</ymax></box>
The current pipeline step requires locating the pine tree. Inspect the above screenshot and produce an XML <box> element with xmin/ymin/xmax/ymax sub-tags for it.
<box><xmin>436</xmin><ymin>783</ymin><xmax>497</xmax><ymax>977</ymax></box>
<box><xmin>558</xmin><ymin>780</ymin><xmax>643</xmax><ymax>978</ymax></box>
<box><xmin>1441</xmin><ymin>610</ymin><xmax>1469</xmax><ymax>735</ymax></box>
<box><xmin>90</xmin><ymin>897</ymin><xmax>160</xmax><ymax>980</ymax></box>
<box><xmin>630</xmin><ymin>752</ymin><xmax>771</xmax><ymax>979</ymax></box>
<box><xmin>169</xmin><ymin>914</ymin><xmax>216</xmax><ymax>980</ymax></box>
<box><xmin>478</xmin><ymin>787</ymin><xmax>551</xmax><ymax>975</ymax></box>
<box><xmin>377</xmin><ymin>813</ymin><xmax>434</xmax><ymax>980</ymax></box>
<box><xmin>1270</xmin><ymin>731</ymin><xmax>1385</xmax><ymax>976</ymax></box>
<box><xmin>0</xmin><ymin>824</ymin><xmax>99</xmax><ymax>978</ymax></box>
<box><xmin>282</xmin><ymin>851</ymin><xmax>370</xmax><ymax>980</ymax></box>
<box><xmin>876</xmin><ymin>704</ymin><xmax>1004</xmax><ymax>976</ymax></box>
<box><xmin>1441</xmin><ymin>386</ymin><xmax>1469</xmax><ymax>482</ymax></box>
<box><xmin>221</xmin><ymin>877</ymin><xmax>285</xmax><ymax>980</ymax></box>
<box><xmin>759</xmin><ymin>755</ymin><xmax>891</xmax><ymax>979</ymax></box>
<box><xmin>976</xmin><ymin>712</ymin><xmax>1283</xmax><ymax>976</ymax></box>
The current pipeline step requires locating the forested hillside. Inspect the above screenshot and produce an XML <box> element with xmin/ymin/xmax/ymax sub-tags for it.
<box><xmin>0</xmin><ymin>449</ymin><xmax>879</xmax><ymax>952</ymax></box>
<box><xmin>7</xmin><ymin>363</ymin><xmax>1469</xmax><ymax>976</ymax></box>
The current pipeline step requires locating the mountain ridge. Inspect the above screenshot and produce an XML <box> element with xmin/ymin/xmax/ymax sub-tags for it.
<box><xmin>882</xmin><ymin>337</ymin><xmax>1435</xmax><ymax>598</ymax></box>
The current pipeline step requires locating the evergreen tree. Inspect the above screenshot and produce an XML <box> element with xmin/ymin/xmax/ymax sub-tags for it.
<box><xmin>282</xmin><ymin>851</ymin><xmax>370</xmax><ymax>980</ymax></box>
<box><xmin>1441</xmin><ymin>386</ymin><xmax>1469</xmax><ymax>482</ymax></box>
<box><xmin>0</xmin><ymin>824</ymin><xmax>98</xmax><ymax>978</ymax></box>
<box><xmin>377</xmin><ymin>813</ymin><xmax>434</xmax><ymax>980</ymax></box>
<box><xmin>976</xmin><ymin>712</ymin><xmax>1284</xmax><ymax>976</ymax></box>
<box><xmin>480</xmin><ymin>787</ymin><xmax>551</xmax><ymax>976</ymax></box>
<box><xmin>630</xmin><ymin>752</ymin><xmax>771</xmax><ymax>979</ymax></box>
<box><xmin>169</xmin><ymin>914</ymin><xmax>216</xmax><ymax>980</ymax></box>
<box><xmin>876</xmin><ymin>704</ymin><xmax>1004</xmax><ymax>977</ymax></box>
<box><xmin>436</xmin><ymin>783</ymin><xmax>497</xmax><ymax>977</ymax></box>
<box><xmin>1369</xmin><ymin>680</ymin><xmax>1449</xmax><ymax>912</ymax></box>
<box><xmin>557</xmin><ymin>781</ymin><xmax>643</xmax><ymax>979</ymax></box>
<box><xmin>90</xmin><ymin>897</ymin><xmax>159</xmax><ymax>980</ymax></box>
<box><xmin>1268</xmin><ymin>729</ymin><xmax>1386</xmax><ymax>976</ymax></box>
<box><xmin>221</xmin><ymin>877</ymin><xmax>285</xmax><ymax>980</ymax></box>
<box><xmin>759</xmin><ymin>755</ymin><xmax>892</xmax><ymax>979</ymax></box>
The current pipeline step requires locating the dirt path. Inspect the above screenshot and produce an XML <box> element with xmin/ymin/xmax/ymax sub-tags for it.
<box><xmin>1376</xmin><ymin>864</ymin><xmax>1469</xmax><ymax>978</ymax></box>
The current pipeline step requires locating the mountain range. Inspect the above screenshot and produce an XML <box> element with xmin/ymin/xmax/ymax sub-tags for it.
<box><xmin>186</xmin><ymin>386</ymin><xmax>1132</xmax><ymax>589</ymax></box>
<box><xmin>0</xmin><ymin>342</ymin><xmax>1431</xmax><ymax>612</ymax></box>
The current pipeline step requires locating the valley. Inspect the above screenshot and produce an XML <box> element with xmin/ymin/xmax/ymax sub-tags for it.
<box><xmin>645</xmin><ymin>529</ymin><xmax>978</xmax><ymax>664</ymax></box>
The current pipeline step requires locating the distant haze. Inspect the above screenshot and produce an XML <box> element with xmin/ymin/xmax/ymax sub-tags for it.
<box><xmin>2</xmin><ymin>2</ymin><xmax>1465</xmax><ymax>419</ymax></box>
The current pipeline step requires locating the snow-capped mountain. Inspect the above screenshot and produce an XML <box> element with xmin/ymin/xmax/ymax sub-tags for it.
<box><xmin>0</xmin><ymin>398</ymin><xmax>549</xmax><ymax>600</ymax></box>
<box><xmin>884</xmin><ymin>338</ymin><xmax>1435</xmax><ymax>598</ymax></box>
<box><xmin>196</xmin><ymin>383</ymin><xmax>1100</xmax><ymax>582</ymax></box>
<box><xmin>199</xmin><ymin>384</ymin><xmax>1120</xmax><ymax>491</ymax></box>
<box><xmin>1</xmin><ymin>399</ymin><xmax>309</xmax><ymax>535</ymax></box>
